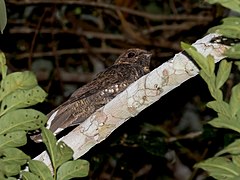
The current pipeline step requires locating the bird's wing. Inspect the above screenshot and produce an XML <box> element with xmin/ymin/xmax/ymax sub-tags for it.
<box><xmin>47</xmin><ymin>64</ymin><xmax>135</xmax><ymax>134</ymax></box>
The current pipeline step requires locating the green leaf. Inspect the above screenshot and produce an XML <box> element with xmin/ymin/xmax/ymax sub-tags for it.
<box><xmin>225</xmin><ymin>44</ymin><xmax>240</xmax><ymax>59</ymax></box>
<box><xmin>0</xmin><ymin>109</ymin><xmax>47</xmax><ymax>135</ymax></box>
<box><xmin>229</xmin><ymin>176</ymin><xmax>240</xmax><ymax>180</ymax></box>
<box><xmin>0</xmin><ymin>52</ymin><xmax>7</xmax><ymax>79</ymax></box>
<box><xmin>5</xmin><ymin>177</ymin><xmax>17</xmax><ymax>180</ymax></box>
<box><xmin>0</xmin><ymin>51</ymin><xmax>6</xmax><ymax>65</ymax></box>
<box><xmin>209</xmin><ymin>24</ymin><xmax>240</xmax><ymax>39</ymax></box>
<box><xmin>195</xmin><ymin>157</ymin><xmax>240</xmax><ymax>179</ymax></box>
<box><xmin>41</xmin><ymin>127</ymin><xmax>58</xmax><ymax>170</ymax></box>
<box><xmin>232</xmin><ymin>155</ymin><xmax>240</xmax><ymax>168</ymax></box>
<box><xmin>41</xmin><ymin>128</ymin><xmax>73</xmax><ymax>170</ymax></box>
<box><xmin>234</xmin><ymin>62</ymin><xmax>240</xmax><ymax>71</ymax></box>
<box><xmin>221</xmin><ymin>17</ymin><xmax>240</xmax><ymax>26</ymax></box>
<box><xmin>181</xmin><ymin>42</ymin><xmax>211</xmax><ymax>73</ymax></box>
<box><xmin>0</xmin><ymin>172</ymin><xmax>4</xmax><ymax>179</ymax></box>
<box><xmin>207</xmin><ymin>100</ymin><xmax>231</xmax><ymax>117</ymax></box>
<box><xmin>0</xmin><ymin>131</ymin><xmax>27</xmax><ymax>149</ymax></box>
<box><xmin>0</xmin><ymin>0</ymin><xmax>7</xmax><ymax>33</ymax></box>
<box><xmin>28</xmin><ymin>160</ymin><xmax>53</xmax><ymax>180</ymax></box>
<box><xmin>57</xmin><ymin>160</ymin><xmax>89</xmax><ymax>180</ymax></box>
<box><xmin>229</xmin><ymin>84</ymin><xmax>240</xmax><ymax>117</ymax></box>
<box><xmin>207</xmin><ymin>1</ymin><xmax>240</xmax><ymax>13</ymax></box>
<box><xmin>212</xmin><ymin>89</ymin><xmax>223</xmax><ymax>101</ymax></box>
<box><xmin>21</xmin><ymin>171</ymin><xmax>41</xmax><ymax>180</ymax></box>
<box><xmin>0</xmin><ymin>160</ymin><xmax>20</xmax><ymax>177</ymax></box>
<box><xmin>216</xmin><ymin>60</ymin><xmax>232</xmax><ymax>89</ymax></box>
<box><xmin>208</xmin><ymin>17</ymin><xmax>240</xmax><ymax>39</ymax></box>
<box><xmin>216</xmin><ymin>139</ymin><xmax>240</xmax><ymax>156</ymax></box>
<box><xmin>0</xmin><ymin>148</ymin><xmax>29</xmax><ymax>177</ymax></box>
<box><xmin>199</xmin><ymin>70</ymin><xmax>211</xmax><ymax>84</ymax></box>
<box><xmin>181</xmin><ymin>41</ymin><xmax>193</xmax><ymax>50</ymax></box>
<box><xmin>56</xmin><ymin>141</ymin><xmax>74</xmax><ymax>168</ymax></box>
<box><xmin>0</xmin><ymin>71</ymin><xmax>38</xmax><ymax>101</ymax></box>
<box><xmin>206</xmin><ymin>55</ymin><xmax>216</xmax><ymax>77</ymax></box>
<box><xmin>209</xmin><ymin>116</ymin><xmax>240</xmax><ymax>133</ymax></box>
<box><xmin>0</xmin><ymin>86</ymin><xmax>47</xmax><ymax>116</ymax></box>
<box><xmin>0</xmin><ymin>147</ymin><xmax>29</xmax><ymax>165</ymax></box>
<box><xmin>199</xmin><ymin>71</ymin><xmax>222</xmax><ymax>100</ymax></box>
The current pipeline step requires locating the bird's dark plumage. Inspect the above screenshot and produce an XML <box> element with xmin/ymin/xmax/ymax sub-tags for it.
<box><xmin>32</xmin><ymin>48</ymin><xmax>151</xmax><ymax>142</ymax></box>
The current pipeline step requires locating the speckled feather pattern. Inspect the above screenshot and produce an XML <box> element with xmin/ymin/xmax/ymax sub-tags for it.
<box><xmin>32</xmin><ymin>48</ymin><xmax>151</xmax><ymax>142</ymax></box>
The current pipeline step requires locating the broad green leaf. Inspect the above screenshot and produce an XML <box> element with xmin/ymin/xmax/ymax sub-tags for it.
<box><xmin>4</xmin><ymin>177</ymin><xmax>16</xmax><ymax>180</ymax></box>
<box><xmin>0</xmin><ymin>86</ymin><xmax>47</xmax><ymax>116</ymax></box>
<box><xmin>216</xmin><ymin>139</ymin><xmax>240</xmax><ymax>156</ymax></box>
<box><xmin>221</xmin><ymin>17</ymin><xmax>240</xmax><ymax>26</ymax></box>
<box><xmin>206</xmin><ymin>55</ymin><xmax>215</xmax><ymax>77</ymax></box>
<box><xmin>28</xmin><ymin>160</ymin><xmax>53</xmax><ymax>180</ymax></box>
<box><xmin>207</xmin><ymin>0</ymin><xmax>240</xmax><ymax>13</ymax></box>
<box><xmin>235</xmin><ymin>62</ymin><xmax>240</xmax><ymax>71</ymax></box>
<box><xmin>211</xmin><ymin>89</ymin><xmax>223</xmax><ymax>101</ymax></box>
<box><xmin>0</xmin><ymin>172</ymin><xmax>4</xmax><ymax>179</ymax></box>
<box><xmin>41</xmin><ymin>127</ymin><xmax>58</xmax><ymax>170</ymax></box>
<box><xmin>225</xmin><ymin>44</ymin><xmax>240</xmax><ymax>59</ymax></box>
<box><xmin>0</xmin><ymin>52</ymin><xmax>7</xmax><ymax>79</ymax></box>
<box><xmin>182</xmin><ymin>43</ymin><xmax>216</xmax><ymax>78</ymax></box>
<box><xmin>208</xmin><ymin>16</ymin><xmax>240</xmax><ymax>39</ymax></box>
<box><xmin>57</xmin><ymin>160</ymin><xmax>89</xmax><ymax>180</ymax></box>
<box><xmin>0</xmin><ymin>109</ymin><xmax>47</xmax><ymax>135</ymax></box>
<box><xmin>229</xmin><ymin>176</ymin><xmax>240</xmax><ymax>180</ymax></box>
<box><xmin>199</xmin><ymin>71</ymin><xmax>222</xmax><ymax>100</ymax></box>
<box><xmin>0</xmin><ymin>0</ymin><xmax>7</xmax><ymax>33</ymax></box>
<box><xmin>56</xmin><ymin>141</ymin><xmax>73</xmax><ymax>168</ymax></box>
<box><xmin>195</xmin><ymin>157</ymin><xmax>240</xmax><ymax>179</ymax></box>
<box><xmin>232</xmin><ymin>155</ymin><xmax>240</xmax><ymax>168</ymax></box>
<box><xmin>0</xmin><ymin>160</ymin><xmax>20</xmax><ymax>177</ymax></box>
<box><xmin>209</xmin><ymin>116</ymin><xmax>240</xmax><ymax>133</ymax></box>
<box><xmin>216</xmin><ymin>60</ymin><xmax>232</xmax><ymax>89</ymax></box>
<box><xmin>0</xmin><ymin>148</ymin><xmax>29</xmax><ymax>177</ymax></box>
<box><xmin>0</xmin><ymin>71</ymin><xmax>38</xmax><ymax>101</ymax></box>
<box><xmin>207</xmin><ymin>100</ymin><xmax>231</xmax><ymax>117</ymax></box>
<box><xmin>199</xmin><ymin>70</ymin><xmax>213</xmax><ymax>88</ymax></box>
<box><xmin>0</xmin><ymin>147</ymin><xmax>29</xmax><ymax>165</ymax></box>
<box><xmin>0</xmin><ymin>131</ymin><xmax>27</xmax><ymax>149</ymax></box>
<box><xmin>21</xmin><ymin>171</ymin><xmax>41</xmax><ymax>180</ymax></box>
<box><xmin>181</xmin><ymin>42</ymin><xmax>210</xmax><ymax>73</ymax></box>
<box><xmin>229</xmin><ymin>84</ymin><xmax>240</xmax><ymax>117</ymax></box>
<box><xmin>181</xmin><ymin>41</ymin><xmax>192</xmax><ymax>49</ymax></box>
<box><xmin>209</xmin><ymin>25</ymin><xmax>240</xmax><ymax>39</ymax></box>
<box><xmin>41</xmin><ymin>127</ymin><xmax>73</xmax><ymax>170</ymax></box>
<box><xmin>0</xmin><ymin>51</ymin><xmax>6</xmax><ymax>65</ymax></box>
<box><xmin>200</xmin><ymin>68</ymin><xmax>215</xmax><ymax>83</ymax></box>
<box><xmin>210</xmin><ymin>16</ymin><xmax>240</xmax><ymax>26</ymax></box>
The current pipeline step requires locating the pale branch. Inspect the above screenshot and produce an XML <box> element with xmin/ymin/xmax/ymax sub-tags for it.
<box><xmin>34</xmin><ymin>33</ymin><xmax>229</xmax><ymax>169</ymax></box>
<box><xmin>10</xmin><ymin>47</ymin><xmax>124</xmax><ymax>60</ymax></box>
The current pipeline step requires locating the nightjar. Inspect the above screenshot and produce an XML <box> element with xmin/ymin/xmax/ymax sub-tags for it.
<box><xmin>32</xmin><ymin>48</ymin><xmax>152</xmax><ymax>142</ymax></box>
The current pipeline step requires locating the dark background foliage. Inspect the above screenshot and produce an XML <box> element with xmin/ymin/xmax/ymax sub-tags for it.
<box><xmin>0</xmin><ymin>0</ymin><xmax>232</xmax><ymax>179</ymax></box>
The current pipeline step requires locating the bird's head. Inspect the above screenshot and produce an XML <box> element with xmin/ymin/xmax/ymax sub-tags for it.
<box><xmin>114</xmin><ymin>48</ymin><xmax>152</xmax><ymax>73</ymax></box>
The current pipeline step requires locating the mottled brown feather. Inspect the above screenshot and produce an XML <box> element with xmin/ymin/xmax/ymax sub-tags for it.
<box><xmin>31</xmin><ymin>48</ymin><xmax>151</xmax><ymax>142</ymax></box>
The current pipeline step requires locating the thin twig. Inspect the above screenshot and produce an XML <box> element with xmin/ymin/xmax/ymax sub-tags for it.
<box><xmin>8</xmin><ymin>0</ymin><xmax>213</xmax><ymax>21</ymax></box>
<box><xmin>9</xmin><ymin>28</ymin><xmax>126</xmax><ymax>41</ymax></box>
<box><xmin>28</xmin><ymin>8</ymin><xmax>49</xmax><ymax>69</ymax></box>
<box><xmin>12</xmin><ymin>48</ymin><xmax>125</xmax><ymax>60</ymax></box>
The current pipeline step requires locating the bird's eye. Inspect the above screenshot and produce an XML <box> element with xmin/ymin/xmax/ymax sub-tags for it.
<box><xmin>127</xmin><ymin>52</ymin><xmax>135</xmax><ymax>58</ymax></box>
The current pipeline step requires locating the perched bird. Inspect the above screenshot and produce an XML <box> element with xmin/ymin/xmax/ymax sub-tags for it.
<box><xmin>32</xmin><ymin>48</ymin><xmax>152</xmax><ymax>142</ymax></box>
